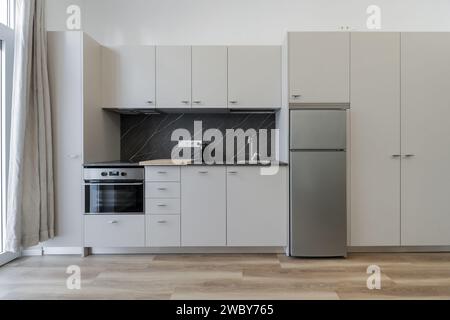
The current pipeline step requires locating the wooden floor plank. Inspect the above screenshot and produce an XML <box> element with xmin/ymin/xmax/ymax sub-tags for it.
<box><xmin>0</xmin><ymin>253</ymin><xmax>449</xmax><ymax>300</ymax></box>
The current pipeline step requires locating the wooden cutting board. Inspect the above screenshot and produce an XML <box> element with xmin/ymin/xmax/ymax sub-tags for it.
<box><xmin>139</xmin><ymin>159</ymin><xmax>193</xmax><ymax>166</ymax></box>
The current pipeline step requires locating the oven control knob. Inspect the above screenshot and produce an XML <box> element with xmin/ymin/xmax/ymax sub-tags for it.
<box><xmin>121</xmin><ymin>172</ymin><xmax>128</xmax><ymax>177</ymax></box>
<box><xmin>101</xmin><ymin>172</ymin><xmax>108</xmax><ymax>177</ymax></box>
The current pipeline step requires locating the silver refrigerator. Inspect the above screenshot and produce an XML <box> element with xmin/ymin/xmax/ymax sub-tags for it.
<box><xmin>290</xmin><ymin>109</ymin><xmax>347</xmax><ymax>257</ymax></box>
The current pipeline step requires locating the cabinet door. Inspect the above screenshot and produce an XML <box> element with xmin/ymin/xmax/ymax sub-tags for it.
<box><xmin>181</xmin><ymin>167</ymin><xmax>226</xmax><ymax>246</ymax></box>
<box><xmin>401</xmin><ymin>33</ymin><xmax>450</xmax><ymax>246</ymax></box>
<box><xmin>192</xmin><ymin>46</ymin><xmax>228</xmax><ymax>108</ymax></box>
<box><xmin>102</xmin><ymin>46</ymin><xmax>156</xmax><ymax>108</ymax></box>
<box><xmin>228</xmin><ymin>46</ymin><xmax>281</xmax><ymax>109</ymax></box>
<box><xmin>156</xmin><ymin>46</ymin><xmax>191</xmax><ymax>108</ymax></box>
<box><xmin>350</xmin><ymin>33</ymin><xmax>401</xmax><ymax>246</ymax></box>
<box><xmin>289</xmin><ymin>32</ymin><xmax>350</xmax><ymax>104</ymax></box>
<box><xmin>227</xmin><ymin>167</ymin><xmax>288</xmax><ymax>246</ymax></box>
<box><xmin>147</xmin><ymin>215</ymin><xmax>180</xmax><ymax>247</ymax></box>
<box><xmin>85</xmin><ymin>215</ymin><xmax>145</xmax><ymax>247</ymax></box>
<box><xmin>45</xmin><ymin>32</ymin><xmax>83</xmax><ymax>247</ymax></box>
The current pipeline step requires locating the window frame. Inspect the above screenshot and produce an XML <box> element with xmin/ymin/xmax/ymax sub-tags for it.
<box><xmin>0</xmin><ymin>0</ymin><xmax>15</xmax><ymax>29</ymax></box>
<box><xmin>0</xmin><ymin>20</ymin><xmax>18</xmax><ymax>265</ymax></box>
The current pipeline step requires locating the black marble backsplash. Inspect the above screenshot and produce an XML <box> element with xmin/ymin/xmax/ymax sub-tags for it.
<box><xmin>121</xmin><ymin>113</ymin><xmax>276</xmax><ymax>163</ymax></box>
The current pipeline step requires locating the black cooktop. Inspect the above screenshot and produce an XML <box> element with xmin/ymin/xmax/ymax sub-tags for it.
<box><xmin>83</xmin><ymin>161</ymin><xmax>143</xmax><ymax>168</ymax></box>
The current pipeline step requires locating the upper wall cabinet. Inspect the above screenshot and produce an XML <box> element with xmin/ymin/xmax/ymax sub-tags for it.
<box><xmin>102</xmin><ymin>46</ymin><xmax>156</xmax><ymax>108</ymax></box>
<box><xmin>192</xmin><ymin>46</ymin><xmax>228</xmax><ymax>108</ymax></box>
<box><xmin>156</xmin><ymin>46</ymin><xmax>192</xmax><ymax>108</ymax></box>
<box><xmin>228</xmin><ymin>46</ymin><xmax>282</xmax><ymax>109</ymax></box>
<box><xmin>289</xmin><ymin>32</ymin><xmax>350</xmax><ymax>104</ymax></box>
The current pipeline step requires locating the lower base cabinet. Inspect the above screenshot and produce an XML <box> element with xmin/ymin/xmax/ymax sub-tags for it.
<box><xmin>181</xmin><ymin>167</ymin><xmax>226</xmax><ymax>246</ymax></box>
<box><xmin>84</xmin><ymin>166</ymin><xmax>289</xmax><ymax>249</ymax></box>
<box><xmin>146</xmin><ymin>215</ymin><xmax>181</xmax><ymax>247</ymax></box>
<box><xmin>226</xmin><ymin>167</ymin><xmax>288</xmax><ymax>246</ymax></box>
<box><xmin>84</xmin><ymin>215</ymin><xmax>145</xmax><ymax>247</ymax></box>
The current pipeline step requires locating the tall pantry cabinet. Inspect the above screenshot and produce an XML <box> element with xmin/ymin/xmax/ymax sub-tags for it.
<box><xmin>400</xmin><ymin>33</ymin><xmax>450</xmax><ymax>246</ymax></box>
<box><xmin>350</xmin><ymin>33</ymin><xmax>401</xmax><ymax>246</ymax></box>
<box><xmin>45</xmin><ymin>32</ymin><xmax>119</xmax><ymax>249</ymax></box>
<box><xmin>350</xmin><ymin>32</ymin><xmax>450</xmax><ymax>247</ymax></box>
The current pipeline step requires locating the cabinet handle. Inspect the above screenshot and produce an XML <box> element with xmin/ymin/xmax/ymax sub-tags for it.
<box><xmin>157</xmin><ymin>188</ymin><xmax>167</xmax><ymax>191</ymax></box>
<box><xmin>146</xmin><ymin>100</ymin><xmax>154</xmax><ymax>104</ymax></box>
<box><xmin>292</xmin><ymin>95</ymin><xmax>302</xmax><ymax>99</ymax></box>
<box><xmin>229</xmin><ymin>101</ymin><xmax>238</xmax><ymax>104</ymax></box>
<box><xmin>391</xmin><ymin>154</ymin><xmax>401</xmax><ymax>158</ymax></box>
<box><xmin>157</xmin><ymin>171</ymin><xmax>167</xmax><ymax>174</ymax></box>
<box><xmin>404</xmin><ymin>154</ymin><xmax>416</xmax><ymax>158</ymax></box>
<box><xmin>157</xmin><ymin>204</ymin><xmax>167</xmax><ymax>207</ymax></box>
<box><xmin>68</xmin><ymin>154</ymin><xmax>80</xmax><ymax>159</ymax></box>
<box><xmin>108</xmin><ymin>220</ymin><xmax>118</xmax><ymax>224</ymax></box>
<box><xmin>198</xmin><ymin>171</ymin><xmax>208</xmax><ymax>174</ymax></box>
<box><xmin>228</xmin><ymin>171</ymin><xmax>238</xmax><ymax>174</ymax></box>
<box><xmin>181</xmin><ymin>101</ymin><xmax>190</xmax><ymax>104</ymax></box>
<box><xmin>193</xmin><ymin>101</ymin><xmax>202</xmax><ymax>104</ymax></box>
<box><xmin>157</xmin><ymin>220</ymin><xmax>167</xmax><ymax>224</ymax></box>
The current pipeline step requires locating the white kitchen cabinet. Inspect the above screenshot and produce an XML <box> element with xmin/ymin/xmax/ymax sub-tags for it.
<box><xmin>228</xmin><ymin>46</ymin><xmax>281</xmax><ymax>109</ymax></box>
<box><xmin>156</xmin><ymin>46</ymin><xmax>191</xmax><ymax>108</ymax></box>
<box><xmin>288</xmin><ymin>32</ymin><xmax>350</xmax><ymax>104</ymax></box>
<box><xmin>401</xmin><ymin>33</ymin><xmax>450</xmax><ymax>246</ymax></box>
<box><xmin>146</xmin><ymin>182</ymin><xmax>180</xmax><ymax>198</ymax></box>
<box><xmin>192</xmin><ymin>46</ymin><xmax>228</xmax><ymax>108</ymax></box>
<box><xmin>145</xmin><ymin>166</ymin><xmax>180</xmax><ymax>182</ymax></box>
<box><xmin>181</xmin><ymin>167</ymin><xmax>226</xmax><ymax>246</ymax></box>
<box><xmin>46</xmin><ymin>32</ymin><xmax>120</xmax><ymax>250</ymax></box>
<box><xmin>226</xmin><ymin>167</ymin><xmax>288</xmax><ymax>246</ymax></box>
<box><xmin>350</xmin><ymin>33</ymin><xmax>401</xmax><ymax>246</ymax></box>
<box><xmin>45</xmin><ymin>32</ymin><xmax>84</xmax><ymax>247</ymax></box>
<box><xmin>147</xmin><ymin>215</ymin><xmax>181</xmax><ymax>247</ymax></box>
<box><xmin>85</xmin><ymin>215</ymin><xmax>145</xmax><ymax>247</ymax></box>
<box><xmin>102</xmin><ymin>46</ymin><xmax>156</xmax><ymax>108</ymax></box>
<box><xmin>146</xmin><ymin>199</ymin><xmax>181</xmax><ymax>215</ymax></box>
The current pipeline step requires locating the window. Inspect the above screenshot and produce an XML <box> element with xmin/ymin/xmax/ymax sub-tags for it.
<box><xmin>0</xmin><ymin>0</ymin><xmax>15</xmax><ymax>28</ymax></box>
<box><xmin>0</xmin><ymin>0</ymin><xmax>16</xmax><ymax>265</ymax></box>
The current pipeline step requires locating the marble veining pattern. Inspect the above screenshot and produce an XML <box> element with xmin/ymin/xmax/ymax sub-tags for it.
<box><xmin>121</xmin><ymin>113</ymin><xmax>276</xmax><ymax>163</ymax></box>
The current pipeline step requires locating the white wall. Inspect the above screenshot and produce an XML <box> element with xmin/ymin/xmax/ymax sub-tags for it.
<box><xmin>47</xmin><ymin>0</ymin><xmax>450</xmax><ymax>45</ymax></box>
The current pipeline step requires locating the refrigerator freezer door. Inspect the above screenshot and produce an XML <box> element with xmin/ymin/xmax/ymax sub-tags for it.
<box><xmin>290</xmin><ymin>151</ymin><xmax>347</xmax><ymax>257</ymax></box>
<box><xmin>290</xmin><ymin>110</ymin><xmax>347</xmax><ymax>150</ymax></box>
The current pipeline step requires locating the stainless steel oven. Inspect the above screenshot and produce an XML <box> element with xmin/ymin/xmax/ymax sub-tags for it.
<box><xmin>84</xmin><ymin>167</ymin><xmax>144</xmax><ymax>215</ymax></box>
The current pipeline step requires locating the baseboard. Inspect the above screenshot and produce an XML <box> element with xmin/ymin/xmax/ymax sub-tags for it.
<box><xmin>90</xmin><ymin>247</ymin><xmax>286</xmax><ymax>255</ymax></box>
<box><xmin>26</xmin><ymin>246</ymin><xmax>450</xmax><ymax>256</ymax></box>
<box><xmin>25</xmin><ymin>246</ymin><xmax>286</xmax><ymax>256</ymax></box>
<box><xmin>42</xmin><ymin>247</ymin><xmax>85</xmax><ymax>255</ymax></box>
<box><xmin>349</xmin><ymin>246</ymin><xmax>450</xmax><ymax>253</ymax></box>
<box><xmin>21</xmin><ymin>247</ymin><xmax>43</xmax><ymax>256</ymax></box>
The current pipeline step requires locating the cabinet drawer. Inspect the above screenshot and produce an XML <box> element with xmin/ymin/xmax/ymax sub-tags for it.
<box><xmin>146</xmin><ymin>215</ymin><xmax>180</xmax><ymax>247</ymax></box>
<box><xmin>146</xmin><ymin>182</ymin><xmax>180</xmax><ymax>198</ymax></box>
<box><xmin>84</xmin><ymin>215</ymin><xmax>145</xmax><ymax>247</ymax></box>
<box><xmin>145</xmin><ymin>167</ymin><xmax>180</xmax><ymax>182</ymax></box>
<box><xmin>146</xmin><ymin>199</ymin><xmax>180</xmax><ymax>215</ymax></box>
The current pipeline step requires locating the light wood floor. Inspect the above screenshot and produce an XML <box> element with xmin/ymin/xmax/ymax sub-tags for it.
<box><xmin>1</xmin><ymin>253</ymin><xmax>450</xmax><ymax>300</ymax></box>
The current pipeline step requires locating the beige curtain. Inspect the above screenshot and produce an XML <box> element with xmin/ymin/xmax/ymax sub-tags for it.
<box><xmin>6</xmin><ymin>0</ymin><xmax>54</xmax><ymax>252</ymax></box>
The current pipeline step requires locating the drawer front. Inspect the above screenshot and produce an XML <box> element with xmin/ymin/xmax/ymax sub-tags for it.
<box><xmin>146</xmin><ymin>182</ymin><xmax>180</xmax><ymax>199</ymax></box>
<box><xmin>84</xmin><ymin>215</ymin><xmax>145</xmax><ymax>247</ymax></box>
<box><xmin>145</xmin><ymin>167</ymin><xmax>180</xmax><ymax>182</ymax></box>
<box><xmin>146</xmin><ymin>198</ymin><xmax>180</xmax><ymax>215</ymax></box>
<box><xmin>146</xmin><ymin>215</ymin><xmax>180</xmax><ymax>247</ymax></box>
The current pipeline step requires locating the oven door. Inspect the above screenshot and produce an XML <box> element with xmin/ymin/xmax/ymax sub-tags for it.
<box><xmin>85</xmin><ymin>182</ymin><xmax>144</xmax><ymax>215</ymax></box>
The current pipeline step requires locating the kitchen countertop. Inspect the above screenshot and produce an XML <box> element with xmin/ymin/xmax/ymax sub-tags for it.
<box><xmin>84</xmin><ymin>160</ymin><xmax>288</xmax><ymax>167</ymax></box>
<box><xmin>139</xmin><ymin>159</ymin><xmax>289</xmax><ymax>166</ymax></box>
